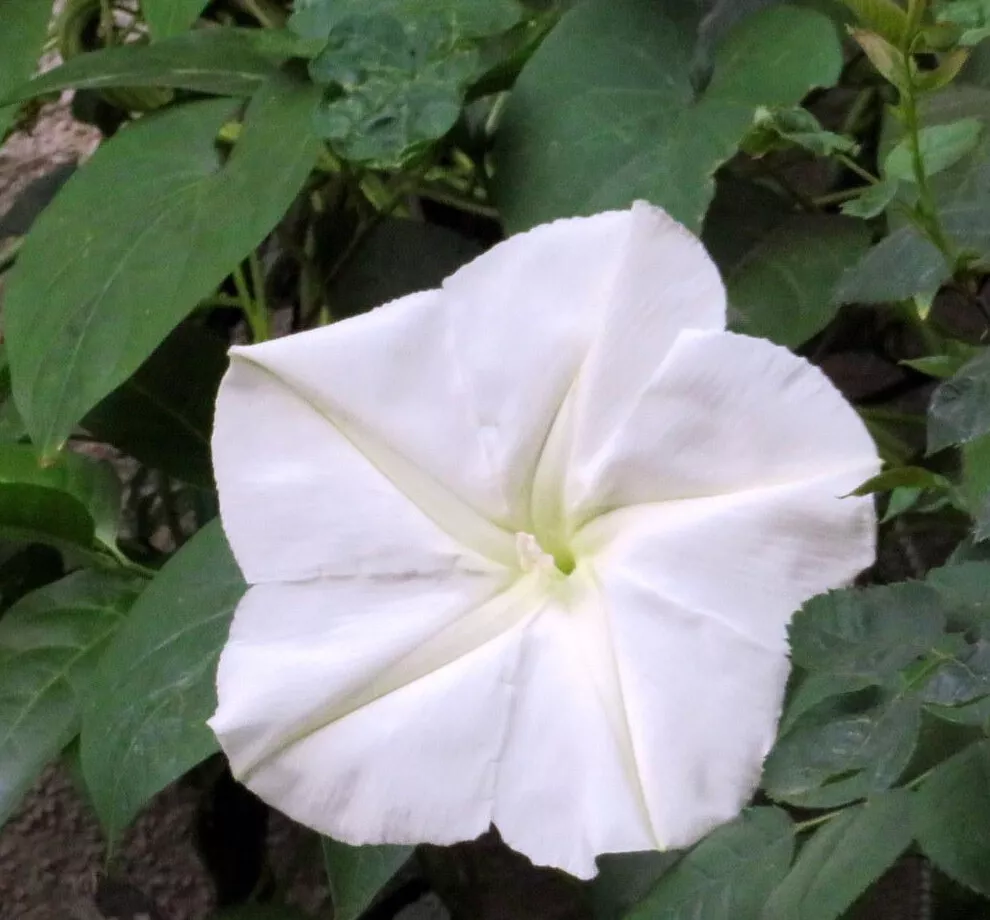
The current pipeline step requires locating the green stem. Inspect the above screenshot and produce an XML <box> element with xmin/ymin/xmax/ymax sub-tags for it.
<box><xmin>0</xmin><ymin>236</ymin><xmax>23</xmax><ymax>274</ymax></box>
<box><xmin>233</xmin><ymin>262</ymin><xmax>269</xmax><ymax>342</ymax></box>
<box><xmin>813</xmin><ymin>186</ymin><xmax>871</xmax><ymax>207</ymax></box>
<box><xmin>835</xmin><ymin>152</ymin><xmax>880</xmax><ymax>186</ymax></box>
<box><xmin>415</xmin><ymin>184</ymin><xmax>499</xmax><ymax>218</ymax></box>
<box><xmin>794</xmin><ymin>809</ymin><xmax>842</xmax><ymax>834</ymax></box>
<box><xmin>900</xmin><ymin>68</ymin><xmax>954</xmax><ymax>260</ymax></box>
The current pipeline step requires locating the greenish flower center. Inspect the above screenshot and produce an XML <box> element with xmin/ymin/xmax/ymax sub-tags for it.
<box><xmin>515</xmin><ymin>531</ymin><xmax>575</xmax><ymax>577</ymax></box>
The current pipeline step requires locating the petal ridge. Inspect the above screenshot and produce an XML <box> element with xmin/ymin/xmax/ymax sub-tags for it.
<box><xmin>229</xmin><ymin>351</ymin><xmax>517</xmax><ymax>567</ymax></box>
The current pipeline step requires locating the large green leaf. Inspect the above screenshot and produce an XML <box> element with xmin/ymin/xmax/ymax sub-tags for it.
<box><xmin>762</xmin><ymin>693</ymin><xmax>921</xmax><ymax>808</ymax></box>
<box><xmin>1</xmin><ymin>28</ymin><xmax>291</xmax><ymax>105</ymax></box>
<box><xmin>82</xmin><ymin>323</ymin><xmax>228</xmax><ymax>487</ymax></box>
<box><xmin>494</xmin><ymin>0</ymin><xmax>842</xmax><ymax>232</ymax></box>
<box><xmin>0</xmin><ymin>571</ymin><xmax>142</xmax><ymax>828</ymax></box>
<box><xmin>0</xmin><ymin>443</ymin><xmax>120</xmax><ymax>553</ymax></box>
<box><xmin>727</xmin><ymin>215</ymin><xmax>871</xmax><ymax>347</ymax></box>
<box><xmin>763</xmin><ymin>791</ymin><xmax>913</xmax><ymax>920</ymax></box>
<box><xmin>928</xmin><ymin>348</ymin><xmax>990</xmax><ymax>452</ymax></box>
<box><xmin>321</xmin><ymin>838</ymin><xmax>414</xmax><ymax>920</ymax></box>
<box><xmin>593</xmin><ymin>851</ymin><xmax>682</xmax><ymax>920</ymax></box>
<box><xmin>5</xmin><ymin>73</ymin><xmax>321</xmax><ymax>457</ymax></box>
<box><xmin>913</xmin><ymin>740</ymin><xmax>990</xmax><ymax>896</ymax></box>
<box><xmin>0</xmin><ymin>0</ymin><xmax>52</xmax><ymax>138</ymax></box>
<box><xmin>80</xmin><ymin>520</ymin><xmax>246</xmax><ymax>843</ymax></box>
<box><xmin>295</xmin><ymin>0</ymin><xmax>523</xmax><ymax>165</ymax></box>
<box><xmin>834</xmin><ymin>225</ymin><xmax>950</xmax><ymax>304</ymax></box>
<box><xmin>788</xmin><ymin>582</ymin><xmax>947</xmax><ymax>680</ymax></box>
<box><xmin>142</xmin><ymin>0</ymin><xmax>210</xmax><ymax>39</ymax></box>
<box><xmin>621</xmin><ymin>808</ymin><xmax>793</xmax><ymax>920</ymax></box>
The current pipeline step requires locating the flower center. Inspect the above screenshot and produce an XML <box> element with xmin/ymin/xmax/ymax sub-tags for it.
<box><xmin>515</xmin><ymin>532</ymin><xmax>575</xmax><ymax>576</ymax></box>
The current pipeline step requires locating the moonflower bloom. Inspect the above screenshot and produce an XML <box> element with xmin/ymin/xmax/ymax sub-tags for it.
<box><xmin>208</xmin><ymin>202</ymin><xmax>879</xmax><ymax>879</ymax></box>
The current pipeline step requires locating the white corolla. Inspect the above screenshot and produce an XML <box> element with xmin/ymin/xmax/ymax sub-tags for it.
<box><xmin>208</xmin><ymin>202</ymin><xmax>879</xmax><ymax>879</ymax></box>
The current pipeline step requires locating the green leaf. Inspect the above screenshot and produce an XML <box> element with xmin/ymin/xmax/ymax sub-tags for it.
<box><xmin>80</xmin><ymin>520</ymin><xmax>246</xmax><ymax>843</ymax></box>
<box><xmin>321</xmin><ymin>838</ymin><xmax>414</xmax><ymax>920</ymax></box>
<box><xmin>621</xmin><ymin>807</ymin><xmax>794</xmax><ymax>920</ymax></box>
<box><xmin>789</xmin><ymin>582</ymin><xmax>947</xmax><ymax>680</ymax></box>
<box><xmin>885</xmin><ymin>119</ymin><xmax>984</xmax><ymax>183</ymax></box>
<box><xmin>5</xmin><ymin>73</ymin><xmax>321</xmax><ymax>457</ymax></box>
<box><xmin>297</xmin><ymin>0</ymin><xmax>523</xmax><ymax>165</ymax></box>
<box><xmin>727</xmin><ymin>215</ymin><xmax>871</xmax><ymax>348</ymax></box>
<box><xmin>841</xmin><ymin>178</ymin><xmax>900</xmax><ymax>219</ymax></box>
<box><xmin>0</xmin><ymin>347</ymin><xmax>27</xmax><ymax>444</ymax></box>
<box><xmin>762</xmin><ymin>693</ymin><xmax>922</xmax><ymax>807</ymax></box>
<box><xmin>848</xmin><ymin>466</ymin><xmax>952</xmax><ymax>496</ymax></box>
<box><xmin>494</xmin><ymin>0</ymin><xmax>842</xmax><ymax>233</ymax></box>
<box><xmin>763</xmin><ymin>790</ymin><xmax>913</xmax><ymax>920</ymax></box>
<box><xmin>142</xmin><ymin>0</ymin><xmax>210</xmax><ymax>39</ymax></box>
<box><xmin>834</xmin><ymin>224</ymin><xmax>950</xmax><ymax>304</ymax></box>
<box><xmin>742</xmin><ymin>105</ymin><xmax>857</xmax><ymax>158</ymax></box>
<box><xmin>0</xmin><ymin>571</ymin><xmax>141</xmax><ymax>828</ymax></box>
<box><xmin>593</xmin><ymin>851</ymin><xmax>682</xmax><ymax>920</ymax></box>
<box><xmin>840</xmin><ymin>0</ymin><xmax>909</xmax><ymax>44</ymax></box>
<box><xmin>0</xmin><ymin>0</ymin><xmax>52</xmax><ymax>138</ymax></box>
<box><xmin>328</xmin><ymin>217</ymin><xmax>484</xmax><ymax>318</ymax></box>
<box><xmin>82</xmin><ymin>323</ymin><xmax>228</xmax><ymax>487</ymax></box>
<box><xmin>0</xmin><ymin>443</ymin><xmax>121</xmax><ymax>554</ymax></box>
<box><xmin>1</xmin><ymin>28</ymin><xmax>292</xmax><ymax>105</ymax></box>
<box><xmin>913</xmin><ymin>739</ymin><xmax>990</xmax><ymax>895</ymax></box>
<box><xmin>929</xmin><ymin>348</ymin><xmax>990</xmax><ymax>451</ymax></box>
<box><xmin>702</xmin><ymin>177</ymin><xmax>791</xmax><ymax>274</ymax></box>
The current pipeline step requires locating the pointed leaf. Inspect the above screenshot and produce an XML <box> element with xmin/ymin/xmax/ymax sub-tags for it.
<box><xmin>494</xmin><ymin>0</ymin><xmax>842</xmax><ymax>232</ymax></box>
<box><xmin>789</xmin><ymin>581</ymin><xmax>947</xmax><ymax>680</ymax></box>
<box><xmin>763</xmin><ymin>694</ymin><xmax>922</xmax><ymax>808</ymax></box>
<box><xmin>0</xmin><ymin>443</ymin><xmax>121</xmax><ymax>553</ymax></box>
<box><xmin>0</xmin><ymin>571</ymin><xmax>142</xmax><ymax>828</ymax></box>
<box><xmin>80</xmin><ymin>520</ymin><xmax>246</xmax><ymax>842</ymax></box>
<box><xmin>929</xmin><ymin>348</ymin><xmax>990</xmax><ymax>451</ymax></box>
<box><xmin>5</xmin><ymin>74</ymin><xmax>321</xmax><ymax>456</ymax></box>
<box><xmin>142</xmin><ymin>0</ymin><xmax>210</xmax><ymax>39</ymax></box>
<box><xmin>727</xmin><ymin>215</ymin><xmax>871</xmax><ymax>347</ymax></box>
<box><xmin>1</xmin><ymin>28</ymin><xmax>291</xmax><ymax>104</ymax></box>
<box><xmin>621</xmin><ymin>807</ymin><xmax>794</xmax><ymax>920</ymax></box>
<box><xmin>913</xmin><ymin>740</ymin><xmax>990</xmax><ymax>895</ymax></box>
<box><xmin>82</xmin><ymin>323</ymin><xmax>228</xmax><ymax>487</ymax></box>
<box><xmin>764</xmin><ymin>791</ymin><xmax>913</xmax><ymax>920</ymax></box>
<box><xmin>884</xmin><ymin>119</ymin><xmax>984</xmax><ymax>183</ymax></box>
<box><xmin>0</xmin><ymin>0</ymin><xmax>52</xmax><ymax>138</ymax></box>
<box><xmin>321</xmin><ymin>838</ymin><xmax>414</xmax><ymax>920</ymax></box>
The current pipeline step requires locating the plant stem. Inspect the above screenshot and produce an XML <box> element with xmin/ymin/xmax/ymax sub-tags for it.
<box><xmin>794</xmin><ymin>809</ymin><xmax>842</xmax><ymax>834</ymax></box>
<box><xmin>233</xmin><ymin>262</ymin><xmax>269</xmax><ymax>342</ymax></box>
<box><xmin>835</xmin><ymin>153</ymin><xmax>880</xmax><ymax>186</ymax></box>
<box><xmin>900</xmin><ymin>67</ymin><xmax>954</xmax><ymax>260</ymax></box>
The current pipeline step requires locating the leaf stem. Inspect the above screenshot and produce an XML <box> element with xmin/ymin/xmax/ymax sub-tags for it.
<box><xmin>233</xmin><ymin>261</ymin><xmax>269</xmax><ymax>343</ymax></box>
<box><xmin>794</xmin><ymin>809</ymin><xmax>843</xmax><ymax>834</ymax></box>
<box><xmin>835</xmin><ymin>153</ymin><xmax>880</xmax><ymax>186</ymax></box>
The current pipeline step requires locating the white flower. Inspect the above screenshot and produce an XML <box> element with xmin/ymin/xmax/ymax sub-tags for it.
<box><xmin>208</xmin><ymin>202</ymin><xmax>879</xmax><ymax>879</ymax></box>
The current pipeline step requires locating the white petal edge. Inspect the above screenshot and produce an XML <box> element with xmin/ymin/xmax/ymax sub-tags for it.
<box><xmin>563</xmin><ymin>329</ymin><xmax>880</xmax><ymax>529</ymax></box>
<box><xmin>575</xmin><ymin>466</ymin><xmax>878</xmax><ymax>651</ymax></box>
<box><xmin>591</xmin><ymin>561</ymin><xmax>792</xmax><ymax>849</ymax></box>
<box><xmin>211</xmin><ymin>321</ymin><xmax>512</xmax><ymax>582</ymax></box>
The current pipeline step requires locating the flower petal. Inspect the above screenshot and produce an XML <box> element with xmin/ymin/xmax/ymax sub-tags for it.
<box><xmin>210</xmin><ymin>570</ymin><xmax>528</xmax><ymax>845</ymax></box>
<box><xmin>493</xmin><ymin>576</ymin><xmax>656</xmax><ymax>877</ymax></box>
<box><xmin>443</xmin><ymin>202</ymin><xmax>724</xmax><ymax>525</ymax></box>
<box><xmin>590</xmin><ymin>561</ymin><xmax>791</xmax><ymax>849</ymax></box>
<box><xmin>530</xmin><ymin>204</ymin><xmax>726</xmax><ymax>531</ymax></box>
<box><xmin>212</xmin><ymin>304</ymin><xmax>514</xmax><ymax>581</ymax></box>
<box><xmin>577</xmin><ymin>470</ymin><xmax>876</xmax><ymax>651</ymax></box>
<box><xmin>563</xmin><ymin>330</ymin><xmax>879</xmax><ymax>528</ymax></box>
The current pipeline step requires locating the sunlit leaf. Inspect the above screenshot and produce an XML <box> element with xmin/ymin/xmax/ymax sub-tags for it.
<box><xmin>5</xmin><ymin>74</ymin><xmax>320</xmax><ymax>456</ymax></box>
